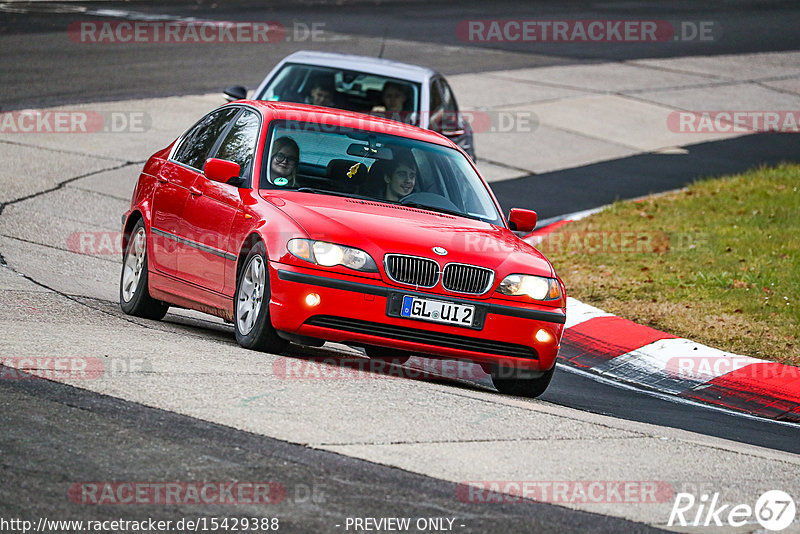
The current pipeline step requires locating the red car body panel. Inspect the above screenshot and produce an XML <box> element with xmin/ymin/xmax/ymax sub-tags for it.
<box><xmin>273</xmin><ymin>192</ymin><xmax>556</xmax><ymax>281</ymax></box>
<box><xmin>266</xmin><ymin>261</ymin><xmax>564</xmax><ymax>371</ymax></box>
<box><xmin>124</xmin><ymin>101</ymin><xmax>566</xmax><ymax>372</ymax></box>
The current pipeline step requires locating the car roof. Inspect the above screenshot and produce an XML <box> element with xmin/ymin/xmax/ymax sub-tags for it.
<box><xmin>279</xmin><ymin>50</ymin><xmax>436</xmax><ymax>83</ymax></box>
<box><xmin>239</xmin><ymin>100</ymin><xmax>455</xmax><ymax>148</ymax></box>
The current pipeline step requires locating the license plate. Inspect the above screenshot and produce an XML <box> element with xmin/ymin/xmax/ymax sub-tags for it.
<box><xmin>400</xmin><ymin>295</ymin><xmax>475</xmax><ymax>327</ymax></box>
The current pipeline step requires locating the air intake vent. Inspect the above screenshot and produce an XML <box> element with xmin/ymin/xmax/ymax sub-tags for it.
<box><xmin>442</xmin><ymin>263</ymin><xmax>494</xmax><ymax>294</ymax></box>
<box><xmin>306</xmin><ymin>316</ymin><xmax>538</xmax><ymax>360</ymax></box>
<box><xmin>384</xmin><ymin>254</ymin><xmax>440</xmax><ymax>288</ymax></box>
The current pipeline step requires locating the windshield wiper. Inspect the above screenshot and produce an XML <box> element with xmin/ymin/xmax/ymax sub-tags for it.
<box><xmin>295</xmin><ymin>187</ymin><xmax>373</xmax><ymax>201</ymax></box>
<box><xmin>398</xmin><ymin>201</ymin><xmax>469</xmax><ymax>219</ymax></box>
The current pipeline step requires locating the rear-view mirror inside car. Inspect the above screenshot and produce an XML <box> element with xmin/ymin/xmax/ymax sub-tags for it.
<box><xmin>346</xmin><ymin>143</ymin><xmax>393</xmax><ymax>160</ymax></box>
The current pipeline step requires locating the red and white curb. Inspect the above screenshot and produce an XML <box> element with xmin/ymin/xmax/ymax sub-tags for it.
<box><xmin>525</xmin><ymin>219</ymin><xmax>800</xmax><ymax>423</ymax></box>
<box><xmin>523</xmin><ymin>207</ymin><xmax>602</xmax><ymax>247</ymax></box>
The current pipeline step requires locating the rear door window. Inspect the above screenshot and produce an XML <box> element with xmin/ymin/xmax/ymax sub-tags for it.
<box><xmin>172</xmin><ymin>107</ymin><xmax>239</xmax><ymax>171</ymax></box>
<box><xmin>212</xmin><ymin>109</ymin><xmax>261</xmax><ymax>186</ymax></box>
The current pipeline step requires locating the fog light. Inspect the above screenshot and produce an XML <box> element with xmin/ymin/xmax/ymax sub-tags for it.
<box><xmin>535</xmin><ymin>329</ymin><xmax>553</xmax><ymax>344</ymax></box>
<box><xmin>305</xmin><ymin>293</ymin><xmax>321</xmax><ymax>307</ymax></box>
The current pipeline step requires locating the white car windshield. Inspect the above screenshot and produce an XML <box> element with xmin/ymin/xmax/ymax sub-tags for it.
<box><xmin>257</xmin><ymin>63</ymin><xmax>421</xmax><ymax>126</ymax></box>
<box><xmin>261</xmin><ymin>120</ymin><xmax>502</xmax><ymax>226</ymax></box>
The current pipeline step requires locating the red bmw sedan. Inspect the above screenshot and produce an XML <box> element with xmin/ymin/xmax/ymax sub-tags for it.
<box><xmin>120</xmin><ymin>101</ymin><xmax>566</xmax><ymax>397</ymax></box>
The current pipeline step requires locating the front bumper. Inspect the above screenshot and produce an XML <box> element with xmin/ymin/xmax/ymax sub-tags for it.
<box><xmin>268</xmin><ymin>263</ymin><xmax>565</xmax><ymax>371</ymax></box>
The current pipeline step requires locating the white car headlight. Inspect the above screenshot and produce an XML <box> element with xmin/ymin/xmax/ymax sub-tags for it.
<box><xmin>288</xmin><ymin>239</ymin><xmax>378</xmax><ymax>272</ymax></box>
<box><xmin>496</xmin><ymin>274</ymin><xmax>561</xmax><ymax>301</ymax></box>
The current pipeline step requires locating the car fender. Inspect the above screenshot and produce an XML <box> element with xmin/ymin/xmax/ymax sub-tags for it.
<box><xmin>227</xmin><ymin>202</ymin><xmax>308</xmax><ymax>295</ymax></box>
<box><xmin>121</xmin><ymin>148</ymin><xmax>172</xmax><ymax>258</ymax></box>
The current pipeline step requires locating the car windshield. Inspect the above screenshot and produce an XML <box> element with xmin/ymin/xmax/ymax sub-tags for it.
<box><xmin>256</xmin><ymin>63</ymin><xmax>421</xmax><ymax>126</ymax></box>
<box><xmin>261</xmin><ymin>120</ymin><xmax>503</xmax><ymax>226</ymax></box>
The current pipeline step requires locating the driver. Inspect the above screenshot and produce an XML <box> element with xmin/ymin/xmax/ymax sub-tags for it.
<box><xmin>269</xmin><ymin>136</ymin><xmax>299</xmax><ymax>187</ymax></box>
<box><xmin>371</xmin><ymin>82</ymin><xmax>412</xmax><ymax>124</ymax></box>
<box><xmin>308</xmin><ymin>74</ymin><xmax>337</xmax><ymax>108</ymax></box>
<box><xmin>381</xmin><ymin>155</ymin><xmax>417</xmax><ymax>201</ymax></box>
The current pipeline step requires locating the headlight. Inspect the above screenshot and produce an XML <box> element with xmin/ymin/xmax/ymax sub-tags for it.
<box><xmin>287</xmin><ymin>239</ymin><xmax>378</xmax><ymax>272</ymax></box>
<box><xmin>312</xmin><ymin>242</ymin><xmax>344</xmax><ymax>266</ymax></box>
<box><xmin>496</xmin><ymin>274</ymin><xmax>561</xmax><ymax>301</ymax></box>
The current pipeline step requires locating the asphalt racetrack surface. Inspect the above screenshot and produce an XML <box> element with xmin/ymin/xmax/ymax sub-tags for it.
<box><xmin>3</xmin><ymin>0</ymin><xmax>800</xmax><ymax>109</ymax></box>
<box><xmin>2</xmin><ymin>2</ymin><xmax>799</xmax><ymax>532</ymax></box>
<box><xmin>0</xmin><ymin>367</ymin><xmax>662</xmax><ymax>533</ymax></box>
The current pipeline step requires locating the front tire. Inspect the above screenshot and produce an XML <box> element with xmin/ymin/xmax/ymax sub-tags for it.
<box><xmin>491</xmin><ymin>365</ymin><xmax>555</xmax><ymax>398</ymax></box>
<box><xmin>119</xmin><ymin>220</ymin><xmax>169</xmax><ymax>320</ymax></box>
<box><xmin>234</xmin><ymin>243</ymin><xmax>288</xmax><ymax>353</ymax></box>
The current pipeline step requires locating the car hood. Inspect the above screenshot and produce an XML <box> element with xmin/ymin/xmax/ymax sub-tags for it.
<box><xmin>267</xmin><ymin>192</ymin><xmax>555</xmax><ymax>278</ymax></box>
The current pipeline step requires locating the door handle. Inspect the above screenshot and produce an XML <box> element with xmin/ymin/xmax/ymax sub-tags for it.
<box><xmin>189</xmin><ymin>186</ymin><xmax>203</xmax><ymax>196</ymax></box>
<box><xmin>157</xmin><ymin>175</ymin><xmax>168</xmax><ymax>183</ymax></box>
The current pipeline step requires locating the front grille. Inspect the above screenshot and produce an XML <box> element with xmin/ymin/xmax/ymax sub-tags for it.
<box><xmin>442</xmin><ymin>263</ymin><xmax>494</xmax><ymax>294</ymax></box>
<box><xmin>384</xmin><ymin>254</ymin><xmax>440</xmax><ymax>288</ymax></box>
<box><xmin>305</xmin><ymin>316</ymin><xmax>538</xmax><ymax>360</ymax></box>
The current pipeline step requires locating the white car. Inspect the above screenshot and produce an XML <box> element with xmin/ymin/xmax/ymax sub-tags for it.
<box><xmin>224</xmin><ymin>50</ymin><xmax>475</xmax><ymax>159</ymax></box>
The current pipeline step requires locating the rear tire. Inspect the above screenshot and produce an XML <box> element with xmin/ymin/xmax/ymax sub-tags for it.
<box><xmin>491</xmin><ymin>365</ymin><xmax>555</xmax><ymax>398</ymax></box>
<box><xmin>234</xmin><ymin>243</ymin><xmax>288</xmax><ymax>353</ymax></box>
<box><xmin>119</xmin><ymin>220</ymin><xmax>169</xmax><ymax>320</ymax></box>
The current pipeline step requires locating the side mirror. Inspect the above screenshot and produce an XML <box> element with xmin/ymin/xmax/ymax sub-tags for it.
<box><xmin>204</xmin><ymin>158</ymin><xmax>241</xmax><ymax>184</ymax></box>
<box><xmin>223</xmin><ymin>85</ymin><xmax>247</xmax><ymax>102</ymax></box>
<box><xmin>441</xmin><ymin>111</ymin><xmax>465</xmax><ymax>137</ymax></box>
<box><xmin>508</xmin><ymin>208</ymin><xmax>537</xmax><ymax>233</ymax></box>
<box><xmin>441</xmin><ymin>128</ymin><xmax>466</xmax><ymax>137</ymax></box>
